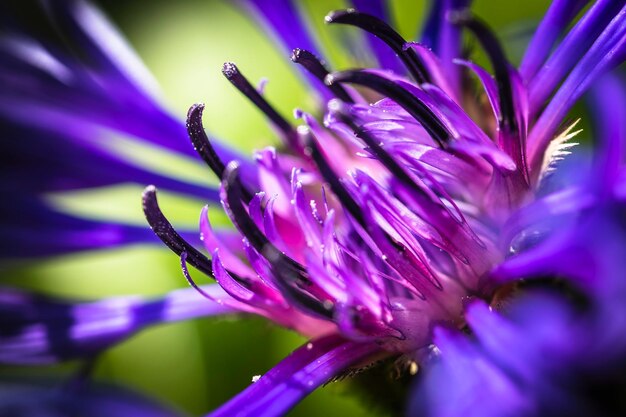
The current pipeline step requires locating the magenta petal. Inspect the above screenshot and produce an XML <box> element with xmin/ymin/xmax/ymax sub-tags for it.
<box><xmin>456</xmin><ymin>59</ymin><xmax>500</xmax><ymax>124</ymax></box>
<box><xmin>199</xmin><ymin>206</ymin><xmax>252</xmax><ymax>278</ymax></box>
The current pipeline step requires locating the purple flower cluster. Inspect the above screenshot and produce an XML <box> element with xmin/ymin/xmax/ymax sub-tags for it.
<box><xmin>1</xmin><ymin>0</ymin><xmax>626</xmax><ymax>416</ymax></box>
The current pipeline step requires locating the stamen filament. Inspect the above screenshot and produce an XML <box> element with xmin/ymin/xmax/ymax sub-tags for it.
<box><xmin>454</xmin><ymin>13</ymin><xmax>516</xmax><ymax>131</ymax></box>
<box><xmin>304</xmin><ymin>131</ymin><xmax>366</xmax><ymax>226</ymax></box>
<box><xmin>291</xmin><ymin>48</ymin><xmax>354</xmax><ymax>103</ymax></box>
<box><xmin>142</xmin><ymin>186</ymin><xmax>214</xmax><ymax>276</ymax></box>
<box><xmin>325</xmin><ymin>9</ymin><xmax>431</xmax><ymax>84</ymax></box>
<box><xmin>186</xmin><ymin>103</ymin><xmax>254</xmax><ymax>201</ymax></box>
<box><xmin>222</xmin><ymin>163</ymin><xmax>334</xmax><ymax>319</ymax></box>
<box><xmin>326</xmin><ymin>70</ymin><xmax>450</xmax><ymax>147</ymax></box>
<box><xmin>222</xmin><ymin>62</ymin><xmax>297</xmax><ymax>146</ymax></box>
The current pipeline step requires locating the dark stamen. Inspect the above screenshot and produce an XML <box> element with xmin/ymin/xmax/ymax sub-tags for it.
<box><xmin>222</xmin><ymin>165</ymin><xmax>307</xmax><ymax>279</ymax></box>
<box><xmin>304</xmin><ymin>132</ymin><xmax>366</xmax><ymax>227</ymax></box>
<box><xmin>326</xmin><ymin>70</ymin><xmax>450</xmax><ymax>147</ymax></box>
<box><xmin>325</xmin><ymin>9</ymin><xmax>431</xmax><ymax>84</ymax></box>
<box><xmin>222</xmin><ymin>163</ymin><xmax>333</xmax><ymax>318</ymax></box>
<box><xmin>142</xmin><ymin>186</ymin><xmax>213</xmax><ymax>276</ymax></box>
<box><xmin>305</xmin><ymin>130</ymin><xmax>418</xmax><ymax>256</ymax></box>
<box><xmin>291</xmin><ymin>48</ymin><xmax>354</xmax><ymax>103</ymax></box>
<box><xmin>335</xmin><ymin>111</ymin><xmax>429</xmax><ymax>200</ymax></box>
<box><xmin>186</xmin><ymin>104</ymin><xmax>226</xmax><ymax>177</ymax></box>
<box><xmin>306</xmin><ymin>127</ymin><xmax>441</xmax><ymax>290</ymax></box>
<box><xmin>186</xmin><ymin>103</ymin><xmax>254</xmax><ymax>201</ymax></box>
<box><xmin>222</xmin><ymin>62</ymin><xmax>296</xmax><ymax>145</ymax></box>
<box><xmin>181</xmin><ymin>252</ymin><xmax>217</xmax><ymax>300</ymax></box>
<box><xmin>180</xmin><ymin>250</ymin><xmax>258</xmax><ymax>298</ymax></box>
<box><xmin>453</xmin><ymin>13</ymin><xmax>516</xmax><ymax>130</ymax></box>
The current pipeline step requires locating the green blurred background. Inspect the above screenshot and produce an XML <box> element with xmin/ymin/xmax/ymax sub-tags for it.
<box><xmin>2</xmin><ymin>0</ymin><xmax>553</xmax><ymax>415</ymax></box>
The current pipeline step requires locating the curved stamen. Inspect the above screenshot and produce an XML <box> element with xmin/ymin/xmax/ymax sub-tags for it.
<box><xmin>326</xmin><ymin>70</ymin><xmax>450</xmax><ymax>147</ymax></box>
<box><xmin>142</xmin><ymin>186</ymin><xmax>213</xmax><ymax>277</ymax></box>
<box><xmin>222</xmin><ymin>62</ymin><xmax>297</xmax><ymax>146</ymax></box>
<box><xmin>453</xmin><ymin>13</ymin><xmax>516</xmax><ymax>130</ymax></box>
<box><xmin>325</xmin><ymin>9</ymin><xmax>431</xmax><ymax>84</ymax></box>
<box><xmin>222</xmin><ymin>164</ymin><xmax>307</xmax><ymax>280</ymax></box>
<box><xmin>186</xmin><ymin>103</ymin><xmax>254</xmax><ymax>201</ymax></box>
<box><xmin>186</xmin><ymin>104</ymin><xmax>226</xmax><ymax>177</ymax></box>
<box><xmin>291</xmin><ymin>49</ymin><xmax>354</xmax><ymax>103</ymax></box>
<box><xmin>221</xmin><ymin>163</ymin><xmax>333</xmax><ymax>319</ymax></box>
<box><xmin>334</xmin><ymin>109</ymin><xmax>430</xmax><ymax>201</ymax></box>
<box><xmin>181</xmin><ymin>251</ymin><xmax>218</xmax><ymax>300</ymax></box>
<box><xmin>304</xmin><ymin>130</ymin><xmax>365</xmax><ymax>226</ymax></box>
<box><xmin>305</xmin><ymin>129</ymin><xmax>436</xmax><ymax>287</ymax></box>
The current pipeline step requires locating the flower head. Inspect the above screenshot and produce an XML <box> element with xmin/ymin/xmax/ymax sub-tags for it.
<box><xmin>140</xmin><ymin>1</ymin><xmax>626</xmax><ymax>414</ymax></box>
<box><xmin>1</xmin><ymin>0</ymin><xmax>626</xmax><ymax>416</ymax></box>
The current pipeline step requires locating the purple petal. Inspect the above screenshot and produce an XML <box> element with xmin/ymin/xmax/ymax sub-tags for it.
<box><xmin>520</xmin><ymin>0</ymin><xmax>588</xmax><ymax>80</ymax></box>
<box><xmin>41</xmin><ymin>0</ymin><xmax>162</xmax><ymax>101</ymax></box>
<box><xmin>237</xmin><ymin>0</ymin><xmax>333</xmax><ymax>102</ymax></box>
<box><xmin>528</xmin><ymin>5</ymin><xmax>626</xmax><ymax>170</ymax></box>
<box><xmin>1</xmin><ymin>122</ymin><xmax>218</xmax><ymax>200</ymax></box>
<box><xmin>589</xmin><ymin>74</ymin><xmax>626</xmax><ymax>183</ymax></box>
<box><xmin>0</xmin><ymin>285</ymin><xmax>237</xmax><ymax>364</ymax></box>
<box><xmin>350</xmin><ymin>0</ymin><xmax>404</xmax><ymax>74</ymax></box>
<box><xmin>421</xmin><ymin>0</ymin><xmax>471</xmax><ymax>99</ymax></box>
<box><xmin>0</xmin><ymin>16</ymin><xmax>253</xmax><ymax>166</ymax></box>
<box><xmin>0</xmin><ymin>192</ymin><xmax>159</xmax><ymax>259</ymax></box>
<box><xmin>411</xmin><ymin>294</ymin><xmax>589</xmax><ymax>417</ymax></box>
<box><xmin>528</xmin><ymin>0</ymin><xmax>624</xmax><ymax>113</ymax></box>
<box><xmin>411</xmin><ymin>326</ymin><xmax>533</xmax><ymax>417</ymax></box>
<box><xmin>207</xmin><ymin>335</ymin><xmax>380</xmax><ymax>417</ymax></box>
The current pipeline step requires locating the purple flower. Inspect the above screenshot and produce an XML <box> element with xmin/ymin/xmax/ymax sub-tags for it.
<box><xmin>1</xmin><ymin>0</ymin><xmax>626</xmax><ymax>416</ymax></box>
<box><xmin>411</xmin><ymin>73</ymin><xmax>626</xmax><ymax>417</ymax></box>
<box><xmin>160</xmin><ymin>2</ymin><xmax>624</xmax><ymax>415</ymax></box>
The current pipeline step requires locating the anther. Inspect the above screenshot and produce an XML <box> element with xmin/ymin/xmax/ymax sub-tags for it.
<box><xmin>304</xmin><ymin>132</ymin><xmax>366</xmax><ymax>227</ymax></box>
<box><xmin>326</xmin><ymin>70</ymin><xmax>450</xmax><ymax>147</ymax></box>
<box><xmin>181</xmin><ymin>251</ymin><xmax>217</xmax><ymax>300</ymax></box>
<box><xmin>325</xmin><ymin>9</ymin><xmax>431</xmax><ymax>84</ymax></box>
<box><xmin>186</xmin><ymin>103</ymin><xmax>254</xmax><ymax>201</ymax></box>
<box><xmin>453</xmin><ymin>14</ymin><xmax>516</xmax><ymax>131</ymax></box>
<box><xmin>222</xmin><ymin>62</ymin><xmax>297</xmax><ymax>146</ymax></box>
<box><xmin>291</xmin><ymin>48</ymin><xmax>354</xmax><ymax>103</ymax></box>
<box><xmin>142</xmin><ymin>186</ymin><xmax>213</xmax><ymax>276</ymax></box>
<box><xmin>186</xmin><ymin>104</ymin><xmax>226</xmax><ymax>177</ymax></box>
<box><xmin>221</xmin><ymin>163</ymin><xmax>334</xmax><ymax>319</ymax></box>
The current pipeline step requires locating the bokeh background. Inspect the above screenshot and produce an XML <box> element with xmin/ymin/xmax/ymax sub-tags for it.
<box><xmin>1</xmin><ymin>0</ymin><xmax>560</xmax><ymax>415</ymax></box>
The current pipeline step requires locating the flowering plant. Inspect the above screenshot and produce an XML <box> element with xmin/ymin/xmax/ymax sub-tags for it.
<box><xmin>1</xmin><ymin>1</ymin><xmax>626</xmax><ymax>416</ymax></box>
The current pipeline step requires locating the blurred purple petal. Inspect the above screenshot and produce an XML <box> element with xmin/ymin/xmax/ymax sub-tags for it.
<box><xmin>0</xmin><ymin>285</ymin><xmax>238</xmax><ymax>364</ymax></box>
